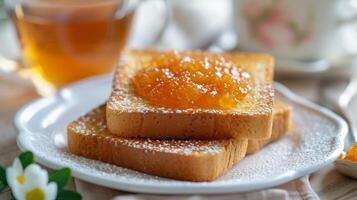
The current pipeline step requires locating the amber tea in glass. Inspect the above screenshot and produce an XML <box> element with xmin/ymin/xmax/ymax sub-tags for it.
<box><xmin>7</xmin><ymin>0</ymin><xmax>134</xmax><ymax>95</ymax></box>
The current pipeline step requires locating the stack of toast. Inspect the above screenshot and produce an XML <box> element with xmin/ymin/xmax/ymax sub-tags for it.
<box><xmin>67</xmin><ymin>49</ymin><xmax>292</xmax><ymax>181</ymax></box>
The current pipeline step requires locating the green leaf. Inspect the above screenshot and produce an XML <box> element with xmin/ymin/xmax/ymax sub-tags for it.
<box><xmin>49</xmin><ymin>168</ymin><xmax>71</xmax><ymax>190</ymax></box>
<box><xmin>0</xmin><ymin>181</ymin><xmax>5</xmax><ymax>193</ymax></box>
<box><xmin>56</xmin><ymin>190</ymin><xmax>82</xmax><ymax>200</ymax></box>
<box><xmin>0</xmin><ymin>165</ymin><xmax>7</xmax><ymax>186</ymax></box>
<box><xmin>18</xmin><ymin>151</ymin><xmax>33</xmax><ymax>169</ymax></box>
<box><xmin>0</xmin><ymin>165</ymin><xmax>7</xmax><ymax>192</ymax></box>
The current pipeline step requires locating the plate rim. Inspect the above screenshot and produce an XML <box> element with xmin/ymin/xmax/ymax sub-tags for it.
<box><xmin>14</xmin><ymin>75</ymin><xmax>348</xmax><ymax>194</ymax></box>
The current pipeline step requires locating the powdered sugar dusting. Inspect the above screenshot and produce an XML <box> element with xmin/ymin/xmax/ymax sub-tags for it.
<box><xmin>17</xmin><ymin>80</ymin><xmax>346</xmax><ymax>193</ymax></box>
<box><xmin>107</xmin><ymin>85</ymin><xmax>273</xmax><ymax>115</ymax></box>
<box><xmin>68</xmin><ymin>105</ymin><xmax>224</xmax><ymax>155</ymax></box>
<box><xmin>107</xmin><ymin>49</ymin><xmax>274</xmax><ymax>115</ymax></box>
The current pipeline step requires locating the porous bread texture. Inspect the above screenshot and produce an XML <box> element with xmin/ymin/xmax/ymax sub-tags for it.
<box><xmin>68</xmin><ymin>105</ymin><xmax>248</xmax><ymax>182</ymax></box>
<box><xmin>106</xmin><ymin>49</ymin><xmax>275</xmax><ymax>140</ymax></box>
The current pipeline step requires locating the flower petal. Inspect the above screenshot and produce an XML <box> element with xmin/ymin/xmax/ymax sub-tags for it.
<box><xmin>6</xmin><ymin>167</ymin><xmax>17</xmax><ymax>188</ymax></box>
<box><xmin>6</xmin><ymin>158</ymin><xmax>23</xmax><ymax>188</ymax></box>
<box><xmin>23</xmin><ymin>164</ymin><xmax>48</xmax><ymax>189</ymax></box>
<box><xmin>13</xmin><ymin>158</ymin><xmax>23</xmax><ymax>174</ymax></box>
<box><xmin>44</xmin><ymin>182</ymin><xmax>57</xmax><ymax>200</ymax></box>
<box><xmin>11</xmin><ymin>182</ymin><xmax>24</xmax><ymax>200</ymax></box>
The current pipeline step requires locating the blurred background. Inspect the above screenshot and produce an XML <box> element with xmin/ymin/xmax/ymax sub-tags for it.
<box><xmin>0</xmin><ymin>1</ymin><xmax>357</xmax><ymax>198</ymax></box>
<box><xmin>0</xmin><ymin>0</ymin><xmax>357</xmax><ymax>111</ymax></box>
<box><xmin>1</xmin><ymin>0</ymin><xmax>357</xmax><ymax>91</ymax></box>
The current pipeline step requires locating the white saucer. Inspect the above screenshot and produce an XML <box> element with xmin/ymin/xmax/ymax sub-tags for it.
<box><xmin>14</xmin><ymin>75</ymin><xmax>347</xmax><ymax>194</ymax></box>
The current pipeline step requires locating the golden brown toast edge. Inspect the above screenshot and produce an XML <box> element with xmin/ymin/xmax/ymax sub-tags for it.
<box><xmin>67</xmin><ymin>100</ymin><xmax>291</xmax><ymax>182</ymax></box>
<box><xmin>247</xmin><ymin>101</ymin><xmax>292</xmax><ymax>154</ymax></box>
<box><xmin>106</xmin><ymin>49</ymin><xmax>274</xmax><ymax>140</ymax></box>
<box><xmin>68</xmin><ymin>105</ymin><xmax>248</xmax><ymax>182</ymax></box>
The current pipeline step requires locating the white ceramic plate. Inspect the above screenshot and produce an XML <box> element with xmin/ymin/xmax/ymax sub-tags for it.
<box><xmin>15</xmin><ymin>75</ymin><xmax>347</xmax><ymax>194</ymax></box>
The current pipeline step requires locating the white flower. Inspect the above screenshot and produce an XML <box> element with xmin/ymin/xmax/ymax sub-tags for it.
<box><xmin>6</xmin><ymin>158</ymin><xmax>24</xmax><ymax>191</ymax></box>
<box><xmin>6</xmin><ymin>159</ymin><xmax>57</xmax><ymax>200</ymax></box>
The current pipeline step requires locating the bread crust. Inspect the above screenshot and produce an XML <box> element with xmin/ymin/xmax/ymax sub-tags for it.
<box><xmin>68</xmin><ymin>106</ymin><xmax>248</xmax><ymax>181</ymax></box>
<box><xmin>247</xmin><ymin>101</ymin><xmax>292</xmax><ymax>154</ymax></box>
<box><xmin>106</xmin><ymin>49</ymin><xmax>275</xmax><ymax>140</ymax></box>
<box><xmin>67</xmin><ymin>100</ymin><xmax>290</xmax><ymax>182</ymax></box>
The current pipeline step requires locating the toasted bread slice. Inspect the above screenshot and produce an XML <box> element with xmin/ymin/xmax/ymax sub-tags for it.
<box><xmin>247</xmin><ymin>101</ymin><xmax>292</xmax><ymax>154</ymax></box>
<box><xmin>106</xmin><ymin>49</ymin><xmax>275</xmax><ymax>140</ymax></box>
<box><xmin>68</xmin><ymin>105</ymin><xmax>248</xmax><ymax>182</ymax></box>
<box><xmin>68</xmin><ymin>101</ymin><xmax>290</xmax><ymax>182</ymax></box>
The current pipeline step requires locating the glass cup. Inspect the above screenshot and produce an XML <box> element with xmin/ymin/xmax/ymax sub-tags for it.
<box><xmin>5</xmin><ymin>0</ymin><xmax>166</xmax><ymax>95</ymax></box>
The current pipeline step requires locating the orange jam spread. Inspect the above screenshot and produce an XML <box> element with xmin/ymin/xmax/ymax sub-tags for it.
<box><xmin>344</xmin><ymin>143</ymin><xmax>357</xmax><ymax>162</ymax></box>
<box><xmin>132</xmin><ymin>51</ymin><xmax>252</xmax><ymax>109</ymax></box>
